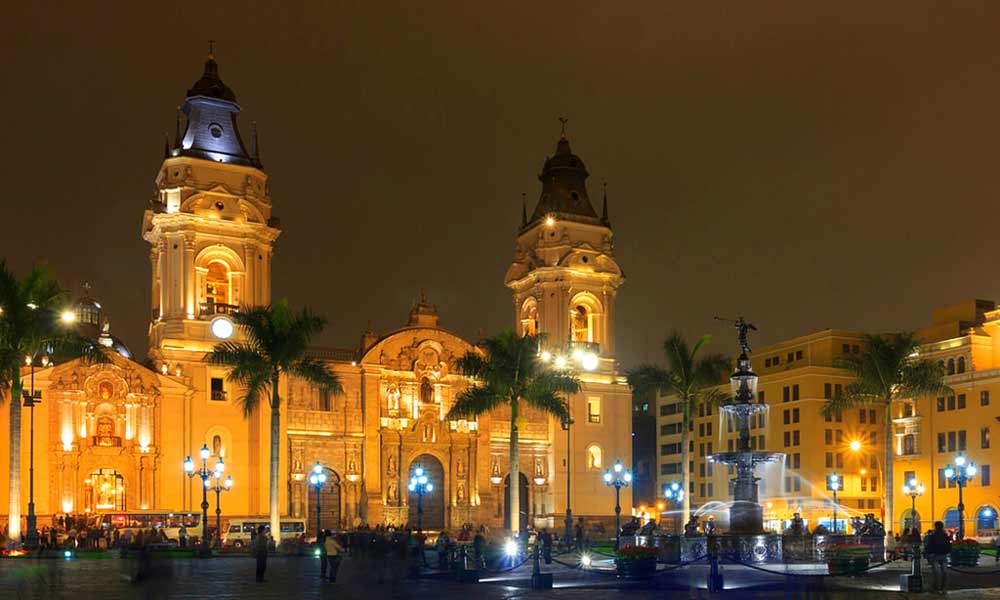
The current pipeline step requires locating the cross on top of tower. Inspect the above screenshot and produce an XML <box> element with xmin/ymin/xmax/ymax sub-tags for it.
<box><xmin>558</xmin><ymin>117</ymin><xmax>568</xmax><ymax>139</ymax></box>
<box><xmin>208</xmin><ymin>39</ymin><xmax>215</xmax><ymax>58</ymax></box>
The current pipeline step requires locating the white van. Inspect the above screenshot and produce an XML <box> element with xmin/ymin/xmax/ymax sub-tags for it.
<box><xmin>222</xmin><ymin>519</ymin><xmax>306</xmax><ymax>547</ymax></box>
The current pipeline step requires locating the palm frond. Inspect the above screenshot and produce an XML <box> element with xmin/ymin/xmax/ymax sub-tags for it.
<box><xmin>239</xmin><ymin>369</ymin><xmax>272</xmax><ymax>417</ymax></box>
<box><xmin>289</xmin><ymin>357</ymin><xmax>343</xmax><ymax>395</ymax></box>
<box><xmin>447</xmin><ymin>385</ymin><xmax>505</xmax><ymax>419</ymax></box>
<box><xmin>523</xmin><ymin>392</ymin><xmax>570</xmax><ymax>422</ymax></box>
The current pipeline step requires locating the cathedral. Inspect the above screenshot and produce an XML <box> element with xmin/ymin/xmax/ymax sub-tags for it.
<box><xmin>0</xmin><ymin>52</ymin><xmax>631</xmax><ymax>536</ymax></box>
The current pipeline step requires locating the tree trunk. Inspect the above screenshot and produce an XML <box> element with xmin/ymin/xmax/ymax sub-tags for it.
<box><xmin>883</xmin><ymin>401</ymin><xmax>894</xmax><ymax>534</ymax></box>
<box><xmin>269</xmin><ymin>374</ymin><xmax>281</xmax><ymax>542</ymax></box>
<box><xmin>7</xmin><ymin>370</ymin><xmax>22</xmax><ymax>549</ymax></box>
<box><xmin>509</xmin><ymin>399</ymin><xmax>520</xmax><ymax>535</ymax></box>
<box><xmin>681</xmin><ymin>402</ymin><xmax>691</xmax><ymax>528</ymax></box>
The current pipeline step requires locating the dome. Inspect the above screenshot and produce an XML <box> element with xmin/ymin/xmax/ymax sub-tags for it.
<box><xmin>186</xmin><ymin>55</ymin><xmax>238</xmax><ymax>103</ymax></box>
<box><xmin>529</xmin><ymin>135</ymin><xmax>599</xmax><ymax>224</ymax></box>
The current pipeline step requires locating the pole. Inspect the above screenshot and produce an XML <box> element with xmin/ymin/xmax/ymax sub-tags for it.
<box><xmin>417</xmin><ymin>487</ymin><xmax>424</xmax><ymax>532</ymax></box>
<box><xmin>614</xmin><ymin>485</ymin><xmax>621</xmax><ymax>550</ymax></box>
<box><xmin>832</xmin><ymin>489</ymin><xmax>837</xmax><ymax>534</ymax></box>
<box><xmin>316</xmin><ymin>483</ymin><xmax>322</xmax><ymax>539</ymax></box>
<box><xmin>957</xmin><ymin>480</ymin><xmax>965</xmax><ymax>540</ymax></box>
<box><xmin>200</xmin><ymin>473</ymin><xmax>210</xmax><ymax>553</ymax></box>
<box><xmin>564</xmin><ymin>420</ymin><xmax>572</xmax><ymax>550</ymax></box>
<box><xmin>26</xmin><ymin>362</ymin><xmax>37</xmax><ymax>549</ymax></box>
<box><xmin>215</xmin><ymin>487</ymin><xmax>222</xmax><ymax>550</ymax></box>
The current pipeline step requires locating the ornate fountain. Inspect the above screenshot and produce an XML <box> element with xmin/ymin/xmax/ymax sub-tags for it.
<box><xmin>704</xmin><ymin>318</ymin><xmax>786</xmax><ymax>562</ymax></box>
<box><xmin>709</xmin><ymin>318</ymin><xmax>785</xmax><ymax>533</ymax></box>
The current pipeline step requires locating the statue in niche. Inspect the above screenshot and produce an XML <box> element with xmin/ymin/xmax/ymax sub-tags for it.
<box><xmin>419</xmin><ymin>378</ymin><xmax>434</xmax><ymax>404</ymax></box>
<box><xmin>457</xmin><ymin>482</ymin><xmax>465</xmax><ymax>503</ymax></box>
<box><xmin>387</xmin><ymin>454</ymin><xmax>397</xmax><ymax>475</ymax></box>
<box><xmin>387</xmin><ymin>384</ymin><xmax>401</xmax><ymax>413</ymax></box>
<box><xmin>388</xmin><ymin>481</ymin><xmax>398</xmax><ymax>502</ymax></box>
<box><xmin>212</xmin><ymin>435</ymin><xmax>222</xmax><ymax>457</ymax></box>
<box><xmin>456</xmin><ymin>458</ymin><xmax>466</xmax><ymax>477</ymax></box>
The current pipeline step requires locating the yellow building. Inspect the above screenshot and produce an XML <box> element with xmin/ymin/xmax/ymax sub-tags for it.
<box><xmin>656</xmin><ymin>329</ymin><xmax>883</xmax><ymax>532</ymax></box>
<box><xmin>894</xmin><ymin>300</ymin><xmax>1000</xmax><ymax>539</ymax></box>
<box><xmin>0</xmin><ymin>52</ymin><xmax>631</xmax><ymax>538</ymax></box>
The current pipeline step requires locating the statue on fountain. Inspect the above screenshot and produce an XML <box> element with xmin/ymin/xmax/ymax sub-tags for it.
<box><xmin>784</xmin><ymin>512</ymin><xmax>808</xmax><ymax>537</ymax></box>
<box><xmin>704</xmin><ymin>519</ymin><xmax>717</xmax><ymax>536</ymax></box>
<box><xmin>850</xmin><ymin>513</ymin><xmax>885</xmax><ymax>537</ymax></box>
<box><xmin>620</xmin><ymin>516</ymin><xmax>641</xmax><ymax>537</ymax></box>
<box><xmin>684</xmin><ymin>515</ymin><xmax>701</xmax><ymax>537</ymax></box>
<box><xmin>638</xmin><ymin>519</ymin><xmax>657</xmax><ymax>536</ymax></box>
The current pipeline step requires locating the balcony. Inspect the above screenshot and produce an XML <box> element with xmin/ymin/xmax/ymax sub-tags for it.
<box><xmin>211</xmin><ymin>390</ymin><xmax>227</xmax><ymax>401</ymax></box>
<box><xmin>199</xmin><ymin>301</ymin><xmax>239</xmax><ymax>318</ymax></box>
<box><xmin>568</xmin><ymin>340</ymin><xmax>600</xmax><ymax>356</ymax></box>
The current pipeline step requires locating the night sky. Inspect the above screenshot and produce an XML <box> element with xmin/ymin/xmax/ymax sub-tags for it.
<box><xmin>4</xmin><ymin>2</ymin><xmax>1000</xmax><ymax>367</ymax></box>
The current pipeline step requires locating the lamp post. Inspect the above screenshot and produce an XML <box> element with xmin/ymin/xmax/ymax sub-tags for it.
<box><xmin>901</xmin><ymin>477</ymin><xmax>925</xmax><ymax>592</ymax></box>
<box><xmin>309</xmin><ymin>462</ymin><xmax>328</xmax><ymax>539</ymax></box>
<box><xmin>663</xmin><ymin>481</ymin><xmax>685</xmax><ymax>534</ymax></box>
<box><xmin>561</xmin><ymin>417</ymin><xmax>574</xmax><ymax>550</ymax></box>
<box><xmin>827</xmin><ymin>473</ymin><xmax>841</xmax><ymax>534</ymax></box>
<box><xmin>22</xmin><ymin>353</ymin><xmax>50</xmax><ymax>549</ymax></box>
<box><xmin>207</xmin><ymin>463</ymin><xmax>232</xmax><ymax>551</ymax></box>
<box><xmin>183</xmin><ymin>444</ymin><xmax>216</xmax><ymax>557</ymax></box>
<box><xmin>603</xmin><ymin>459</ymin><xmax>632</xmax><ymax>549</ymax></box>
<box><xmin>408</xmin><ymin>465</ymin><xmax>433</xmax><ymax>532</ymax></box>
<box><xmin>944</xmin><ymin>452</ymin><xmax>977</xmax><ymax>540</ymax></box>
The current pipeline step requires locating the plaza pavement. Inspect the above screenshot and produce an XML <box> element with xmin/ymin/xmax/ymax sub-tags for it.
<box><xmin>0</xmin><ymin>552</ymin><xmax>998</xmax><ymax>599</ymax></box>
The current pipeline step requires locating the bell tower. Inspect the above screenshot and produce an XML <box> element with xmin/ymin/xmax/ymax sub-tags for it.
<box><xmin>505</xmin><ymin>123</ymin><xmax>630</xmax><ymax>531</ymax></box>
<box><xmin>142</xmin><ymin>49</ymin><xmax>280</xmax><ymax>369</ymax></box>
<box><xmin>505</xmin><ymin>124</ymin><xmax>624</xmax><ymax>369</ymax></box>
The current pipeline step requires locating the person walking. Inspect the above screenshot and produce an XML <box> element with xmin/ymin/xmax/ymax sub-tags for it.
<box><xmin>574</xmin><ymin>518</ymin><xmax>585</xmax><ymax>553</ymax></box>
<box><xmin>254</xmin><ymin>526</ymin><xmax>269</xmax><ymax>583</ymax></box>
<box><xmin>540</xmin><ymin>528</ymin><xmax>553</xmax><ymax>565</ymax></box>
<box><xmin>924</xmin><ymin>521</ymin><xmax>952</xmax><ymax>594</ymax></box>
<box><xmin>178</xmin><ymin>525</ymin><xmax>187</xmax><ymax>549</ymax></box>
<box><xmin>324</xmin><ymin>530</ymin><xmax>344</xmax><ymax>582</ymax></box>
<box><xmin>317</xmin><ymin>530</ymin><xmax>328</xmax><ymax>579</ymax></box>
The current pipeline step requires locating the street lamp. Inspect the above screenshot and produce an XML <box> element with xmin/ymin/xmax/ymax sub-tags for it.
<box><xmin>944</xmin><ymin>452</ymin><xmax>977</xmax><ymax>540</ymax></box>
<box><xmin>561</xmin><ymin>416</ymin><xmax>574</xmax><ymax>550</ymax></box>
<box><xmin>663</xmin><ymin>481</ymin><xmax>685</xmax><ymax>534</ymax></box>
<box><xmin>827</xmin><ymin>473</ymin><xmax>841</xmax><ymax>534</ymax></box>
<box><xmin>408</xmin><ymin>465</ymin><xmax>433</xmax><ymax>532</ymax></box>
<box><xmin>901</xmin><ymin>477</ymin><xmax>925</xmax><ymax>592</ymax></box>
<box><xmin>207</xmin><ymin>462</ymin><xmax>232</xmax><ymax>550</ymax></box>
<box><xmin>183</xmin><ymin>444</ymin><xmax>215</xmax><ymax>556</ymax></box>
<box><xmin>603</xmin><ymin>459</ymin><xmax>632</xmax><ymax>549</ymax></box>
<box><xmin>22</xmin><ymin>352</ymin><xmax>51</xmax><ymax>549</ymax></box>
<box><xmin>309</xmin><ymin>462</ymin><xmax>328</xmax><ymax>539</ymax></box>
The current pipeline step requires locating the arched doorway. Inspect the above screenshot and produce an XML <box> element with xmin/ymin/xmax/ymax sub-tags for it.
<box><xmin>314</xmin><ymin>468</ymin><xmax>341</xmax><ymax>534</ymax></box>
<box><xmin>900</xmin><ymin>508</ymin><xmax>921</xmax><ymax>533</ymax></box>
<box><xmin>976</xmin><ymin>506</ymin><xmax>998</xmax><ymax>537</ymax></box>
<box><xmin>85</xmin><ymin>469</ymin><xmax>125</xmax><ymax>512</ymax></box>
<box><xmin>407</xmin><ymin>455</ymin><xmax>444</xmax><ymax>530</ymax></box>
<box><xmin>944</xmin><ymin>508</ymin><xmax>961</xmax><ymax>531</ymax></box>
<box><xmin>503</xmin><ymin>473</ymin><xmax>529</xmax><ymax>531</ymax></box>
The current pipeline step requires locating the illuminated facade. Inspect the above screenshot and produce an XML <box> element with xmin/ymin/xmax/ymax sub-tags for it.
<box><xmin>656</xmin><ymin>330</ymin><xmax>882</xmax><ymax>532</ymax></box>
<box><xmin>657</xmin><ymin>317</ymin><xmax>1000</xmax><ymax>540</ymax></box>
<box><xmin>0</xmin><ymin>54</ymin><xmax>631</xmax><ymax>535</ymax></box>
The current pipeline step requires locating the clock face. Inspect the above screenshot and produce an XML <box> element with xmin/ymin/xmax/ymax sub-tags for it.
<box><xmin>211</xmin><ymin>317</ymin><xmax>234</xmax><ymax>340</ymax></box>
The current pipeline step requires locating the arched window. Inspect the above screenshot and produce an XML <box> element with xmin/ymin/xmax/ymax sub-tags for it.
<box><xmin>957</xmin><ymin>356</ymin><xmax>966</xmax><ymax>374</ymax></box>
<box><xmin>944</xmin><ymin>508</ymin><xmax>961</xmax><ymax>530</ymax></box>
<box><xmin>520</xmin><ymin>300</ymin><xmax>538</xmax><ymax>337</ymax></box>
<box><xmin>947</xmin><ymin>358</ymin><xmax>955</xmax><ymax>375</ymax></box>
<box><xmin>205</xmin><ymin>261</ymin><xmax>230</xmax><ymax>307</ymax></box>
<box><xmin>976</xmin><ymin>506</ymin><xmax>998</xmax><ymax>536</ymax></box>
<box><xmin>572</xmin><ymin>305</ymin><xmax>591</xmax><ymax>342</ymax></box>
<box><xmin>586</xmin><ymin>444</ymin><xmax>603</xmax><ymax>470</ymax></box>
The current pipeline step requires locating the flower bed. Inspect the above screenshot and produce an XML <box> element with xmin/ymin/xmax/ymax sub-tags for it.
<box><xmin>615</xmin><ymin>545</ymin><xmax>657</xmax><ymax>579</ymax></box>
<box><xmin>826</xmin><ymin>543</ymin><xmax>871</xmax><ymax>576</ymax></box>
<box><xmin>950</xmin><ymin>539</ymin><xmax>980</xmax><ymax>567</ymax></box>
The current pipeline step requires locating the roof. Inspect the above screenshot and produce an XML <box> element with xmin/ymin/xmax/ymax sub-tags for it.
<box><xmin>187</xmin><ymin>55</ymin><xmax>238</xmax><ymax>103</ymax></box>
<box><xmin>528</xmin><ymin>135</ymin><xmax>601</xmax><ymax>225</ymax></box>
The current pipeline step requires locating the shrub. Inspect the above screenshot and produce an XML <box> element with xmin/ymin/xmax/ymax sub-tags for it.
<box><xmin>616</xmin><ymin>545</ymin><xmax>658</xmax><ymax>560</ymax></box>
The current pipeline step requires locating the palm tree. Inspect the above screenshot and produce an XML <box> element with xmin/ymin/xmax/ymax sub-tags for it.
<box><xmin>0</xmin><ymin>261</ymin><xmax>107</xmax><ymax>548</ymax></box>
<box><xmin>207</xmin><ymin>300</ymin><xmax>342</xmax><ymax>538</ymax></box>
<box><xmin>447</xmin><ymin>330</ymin><xmax>579</xmax><ymax>535</ymax></box>
<box><xmin>822</xmin><ymin>333</ymin><xmax>948</xmax><ymax>534</ymax></box>
<box><xmin>626</xmin><ymin>331</ymin><xmax>730</xmax><ymax>527</ymax></box>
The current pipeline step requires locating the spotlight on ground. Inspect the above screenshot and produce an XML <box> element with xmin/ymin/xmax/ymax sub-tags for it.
<box><xmin>580</xmin><ymin>553</ymin><xmax>592</xmax><ymax>568</ymax></box>
<box><xmin>63</xmin><ymin>550</ymin><xmax>73</xmax><ymax>559</ymax></box>
<box><xmin>504</xmin><ymin>539</ymin><xmax>518</xmax><ymax>557</ymax></box>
